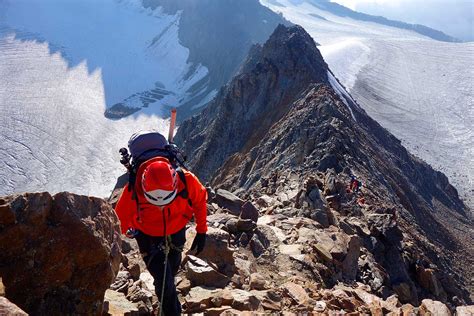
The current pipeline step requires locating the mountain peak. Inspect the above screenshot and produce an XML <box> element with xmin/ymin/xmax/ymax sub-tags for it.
<box><xmin>240</xmin><ymin>24</ymin><xmax>327</xmax><ymax>80</ymax></box>
<box><xmin>175</xmin><ymin>24</ymin><xmax>329</xmax><ymax>182</ymax></box>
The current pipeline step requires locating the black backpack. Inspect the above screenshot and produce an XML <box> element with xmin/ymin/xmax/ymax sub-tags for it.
<box><xmin>119</xmin><ymin>131</ymin><xmax>191</xmax><ymax>206</ymax></box>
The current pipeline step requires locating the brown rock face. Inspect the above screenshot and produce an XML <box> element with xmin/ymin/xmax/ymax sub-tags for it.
<box><xmin>0</xmin><ymin>192</ymin><xmax>121</xmax><ymax>315</ymax></box>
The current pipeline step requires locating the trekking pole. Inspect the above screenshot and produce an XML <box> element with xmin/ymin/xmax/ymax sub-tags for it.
<box><xmin>168</xmin><ymin>108</ymin><xmax>177</xmax><ymax>143</ymax></box>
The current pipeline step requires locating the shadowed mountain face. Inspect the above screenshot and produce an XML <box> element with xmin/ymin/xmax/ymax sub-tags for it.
<box><xmin>176</xmin><ymin>24</ymin><xmax>473</xmax><ymax>304</ymax></box>
<box><xmin>143</xmin><ymin>0</ymin><xmax>290</xmax><ymax>119</ymax></box>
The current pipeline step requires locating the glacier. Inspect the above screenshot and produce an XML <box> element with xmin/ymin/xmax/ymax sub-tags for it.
<box><xmin>260</xmin><ymin>0</ymin><xmax>474</xmax><ymax>209</ymax></box>
<box><xmin>0</xmin><ymin>0</ymin><xmax>207</xmax><ymax>197</ymax></box>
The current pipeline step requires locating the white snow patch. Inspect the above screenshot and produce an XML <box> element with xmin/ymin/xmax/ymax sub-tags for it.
<box><xmin>328</xmin><ymin>71</ymin><xmax>357</xmax><ymax>122</ymax></box>
<box><xmin>1</xmin><ymin>0</ymin><xmax>208</xmax><ymax>111</ymax></box>
<box><xmin>319</xmin><ymin>39</ymin><xmax>370</xmax><ymax>91</ymax></box>
<box><xmin>192</xmin><ymin>89</ymin><xmax>218</xmax><ymax>110</ymax></box>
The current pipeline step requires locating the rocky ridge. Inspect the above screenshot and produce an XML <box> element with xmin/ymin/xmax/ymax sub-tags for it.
<box><xmin>175</xmin><ymin>24</ymin><xmax>473</xmax><ymax>310</ymax></box>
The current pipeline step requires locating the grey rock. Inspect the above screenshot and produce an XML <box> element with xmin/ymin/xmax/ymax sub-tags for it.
<box><xmin>240</xmin><ymin>201</ymin><xmax>259</xmax><ymax>222</ymax></box>
<box><xmin>111</xmin><ymin>271</ymin><xmax>132</xmax><ymax>293</ymax></box>
<box><xmin>250</xmin><ymin>235</ymin><xmax>265</xmax><ymax>258</ymax></box>
<box><xmin>186</xmin><ymin>255</ymin><xmax>230</xmax><ymax>288</ymax></box>
<box><xmin>214</xmin><ymin>189</ymin><xmax>244</xmax><ymax>216</ymax></box>
<box><xmin>342</xmin><ymin>236</ymin><xmax>361</xmax><ymax>281</ymax></box>
<box><xmin>236</xmin><ymin>218</ymin><xmax>257</xmax><ymax>232</ymax></box>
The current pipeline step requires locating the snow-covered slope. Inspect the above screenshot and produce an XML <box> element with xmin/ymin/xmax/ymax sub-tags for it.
<box><xmin>0</xmin><ymin>0</ymin><xmax>186</xmax><ymax>197</ymax></box>
<box><xmin>0</xmin><ymin>28</ymin><xmax>168</xmax><ymax>197</ymax></box>
<box><xmin>0</xmin><ymin>0</ymin><xmax>209</xmax><ymax>117</ymax></box>
<box><xmin>260</xmin><ymin>0</ymin><xmax>474</xmax><ymax>209</ymax></box>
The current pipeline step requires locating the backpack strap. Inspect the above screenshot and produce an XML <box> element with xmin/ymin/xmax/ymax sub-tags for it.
<box><xmin>176</xmin><ymin>167</ymin><xmax>193</xmax><ymax>207</ymax></box>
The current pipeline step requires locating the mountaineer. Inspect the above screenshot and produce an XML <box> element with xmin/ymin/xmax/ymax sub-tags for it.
<box><xmin>114</xmin><ymin>129</ymin><xmax>207</xmax><ymax>316</ymax></box>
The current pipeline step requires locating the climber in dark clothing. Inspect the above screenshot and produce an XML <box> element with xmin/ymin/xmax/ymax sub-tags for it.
<box><xmin>134</xmin><ymin>228</ymin><xmax>186</xmax><ymax>314</ymax></box>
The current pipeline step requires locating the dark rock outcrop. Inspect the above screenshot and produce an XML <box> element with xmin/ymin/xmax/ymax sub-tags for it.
<box><xmin>175</xmin><ymin>24</ymin><xmax>473</xmax><ymax>306</ymax></box>
<box><xmin>0</xmin><ymin>192</ymin><xmax>122</xmax><ymax>315</ymax></box>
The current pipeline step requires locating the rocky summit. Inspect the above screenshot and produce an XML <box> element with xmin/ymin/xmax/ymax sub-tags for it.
<box><xmin>175</xmin><ymin>24</ymin><xmax>474</xmax><ymax>312</ymax></box>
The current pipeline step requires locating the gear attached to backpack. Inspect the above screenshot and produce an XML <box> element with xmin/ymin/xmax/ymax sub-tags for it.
<box><xmin>119</xmin><ymin>131</ymin><xmax>191</xmax><ymax>208</ymax></box>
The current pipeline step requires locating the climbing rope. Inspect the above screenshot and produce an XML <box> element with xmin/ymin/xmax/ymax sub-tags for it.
<box><xmin>158</xmin><ymin>235</ymin><xmax>170</xmax><ymax>316</ymax></box>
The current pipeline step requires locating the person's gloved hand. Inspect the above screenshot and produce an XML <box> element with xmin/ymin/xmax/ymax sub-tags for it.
<box><xmin>190</xmin><ymin>233</ymin><xmax>206</xmax><ymax>255</ymax></box>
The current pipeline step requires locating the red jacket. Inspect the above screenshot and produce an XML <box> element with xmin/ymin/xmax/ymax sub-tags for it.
<box><xmin>114</xmin><ymin>157</ymin><xmax>208</xmax><ymax>236</ymax></box>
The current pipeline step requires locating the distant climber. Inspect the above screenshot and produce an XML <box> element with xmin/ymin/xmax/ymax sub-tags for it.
<box><xmin>349</xmin><ymin>175</ymin><xmax>362</xmax><ymax>193</ymax></box>
<box><xmin>114</xmin><ymin>131</ymin><xmax>208</xmax><ymax>316</ymax></box>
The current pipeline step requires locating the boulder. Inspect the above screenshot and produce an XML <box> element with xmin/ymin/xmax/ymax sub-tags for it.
<box><xmin>229</xmin><ymin>289</ymin><xmax>261</xmax><ymax>311</ymax></box>
<box><xmin>236</xmin><ymin>219</ymin><xmax>257</xmax><ymax>232</ymax></box>
<box><xmin>176</xmin><ymin>277</ymin><xmax>191</xmax><ymax>295</ymax></box>
<box><xmin>0</xmin><ymin>297</ymin><xmax>28</xmax><ymax>316</ymax></box>
<box><xmin>249</xmin><ymin>273</ymin><xmax>267</xmax><ymax>290</ymax></box>
<box><xmin>186</xmin><ymin>255</ymin><xmax>230</xmax><ymax>288</ymax></box>
<box><xmin>254</xmin><ymin>225</ymin><xmax>284</xmax><ymax>248</ymax></box>
<box><xmin>282</xmin><ymin>282</ymin><xmax>309</xmax><ymax>305</ymax></box>
<box><xmin>279</xmin><ymin>244</ymin><xmax>303</xmax><ymax>256</ymax></box>
<box><xmin>366</xmin><ymin>214</ymin><xmax>402</xmax><ymax>243</ymax></box>
<box><xmin>139</xmin><ymin>272</ymin><xmax>155</xmax><ymax>293</ymax></box>
<box><xmin>214</xmin><ymin>189</ymin><xmax>244</xmax><ymax>216</ymax></box>
<box><xmin>110</xmin><ymin>271</ymin><xmax>132</xmax><ymax>293</ymax></box>
<box><xmin>456</xmin><ymin>306</ymin><xmax>474</xmax><ymax>316</ymax></box>
<box><xmin>250</xmin><ymin>234</ymin><xmax>266</xmax><ymax>257</ymax></box>
<box><xmin>225</xmin><ymin>217</ymin><xmax>239</xmax><ymax>234</ymax></box>
<box><xmin>126</xmin><ymin>280</ymin><xmax>153</xmax><ymax>306</ymax></box>
<box><xmin>207</xmin><ymin>213</ymin><xmax>236</xmax><ymax>227</ymax></box>
<box><xmin>310</xmin><ymin>208</ymin><xmax>330</xmax><ymax>227</ymax></box>
<box><xmin>104</xmin><ymin>289</ymin><xmax>139</xmax><ymax>316</ymax></box>
<box><xmin>126</xmin><ymin>254</ymin><xmax>144</xmax><ymax>281</ymax></box>
<box><xmin>0</xmin><ymin>192</ymin><xmax>121</xmax><ymax>315</ymax></box>
<box><xmin>314</xmin><ymin>300</ymin><xmax>326</xmax><ymax>312</ymax></box>
<box><xmin>184</xmin><ymin>287</ymin><xmax>232</xmax><ymax>313</ymax></box>
<box><xmin>342</xmin><ymin>236</ymin><xmax>361</xmax><ymax>280</ymax></box>
<box><xmin>250</xmin><ymin>290</ymin><xmax>282</xmax><ymax>311</ymax></box>
<box><xmin>256</xmin><ymin>195</ymin><xmax>275</xmax><ymax>208</ymax></box>
<box><xmin>240</xmin><ymin>201</ymin><xmax>259</xmax><ymax>222</ymax></box>
<box><xmin>419</xmin><ymin>299</ymin><xmax>451</xmax><ymax>316</ymax></box>
<box><xmin>187</xmin><ymin>227</ymin><xmax>236</xmax><ymax>276</ymax></box>
<box><xmin>121</xmin><ymin>237</ymin><xmax>139</xmax><ymax>254</ymax></box>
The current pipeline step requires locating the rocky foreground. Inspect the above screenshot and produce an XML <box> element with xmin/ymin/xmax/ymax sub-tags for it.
<box><xmin>0</xmin><ymin>189</ymin><xmax>473</xmax><ymax>315</ymax></box>
<box><xmin>104</xmin><ymin>186</ymin><xmax>473</xmax><ymax>315</ymax></box>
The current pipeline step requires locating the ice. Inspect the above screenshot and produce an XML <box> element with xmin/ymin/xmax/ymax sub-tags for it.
<box><xmin>0</xmin><ymin>0</ymin><xmax>203</xmax><ymax>197</ymax></box>
<box><xmin>327</xmin><ymin>71</ymin><xmax>357</xmax><ymax>122</ymax></box>
<box><xmin>1</xmin><ymin>0</ymin><xmax>209</xmax><ymax>111</ymax></box>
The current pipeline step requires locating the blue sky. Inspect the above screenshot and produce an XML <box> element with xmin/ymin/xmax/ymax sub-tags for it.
<box><xmin>331</xmin><ymin>0</ymin><xmax>474</xmax><ymax>41</ymax></box>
